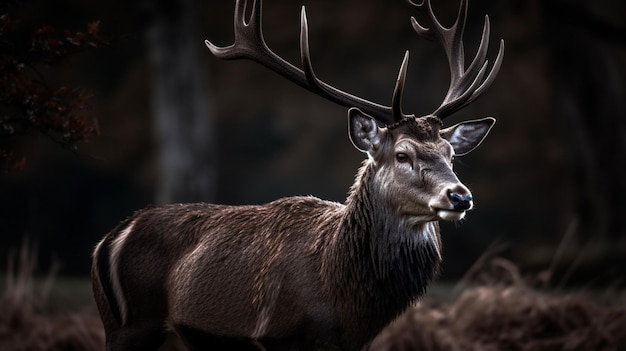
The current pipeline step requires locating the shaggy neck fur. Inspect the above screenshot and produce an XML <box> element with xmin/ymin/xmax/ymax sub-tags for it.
<box><xmin>322</xmin><ymin>159</ymin><xmax>442</xmax><ymax>337</ymax></box>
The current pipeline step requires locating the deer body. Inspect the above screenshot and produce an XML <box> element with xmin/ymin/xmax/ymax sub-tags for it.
<box><xmin>93</xmin><ymin>159</ymin><xmax>442</xmax><ymax>350</ymax></box>
<box><xmin>93</xmin><ymin>115</ymin><xmax>486</xmax><ymax>350</ymax></box>
<box><xmin>92</xmin><ymin>0</ymin><xmax>504</xmax><ymax>349</ymax></box>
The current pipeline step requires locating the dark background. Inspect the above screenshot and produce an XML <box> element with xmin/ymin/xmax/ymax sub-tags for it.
<box><xmin>0</xmin><ymin>0</ymin><xmax>624</xmax><ymax>286</ymax></box>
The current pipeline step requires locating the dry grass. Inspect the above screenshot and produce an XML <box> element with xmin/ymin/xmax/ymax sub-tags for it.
<box><xmin>0</xmin><ymin>244</ymin><xmax>104</xmax><ymax>351</ymax></box>
<box><xmin>1</xmin><ymin>244</ymin><xmax>625</xmax><ymax>350</ymax></box>
<box><xmin>370</xmin><ymin>258</ymin><xmax>626</xmax><ymax>351</ymax></box>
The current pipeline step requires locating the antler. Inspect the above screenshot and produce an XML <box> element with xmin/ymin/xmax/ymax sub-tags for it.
<box><xmin>205</xmin><ymin>0</ymin><xmax>410</xmax><ymax>125</ymax></box>
<box><xmin>408</xmin><ymin>0</ymin><xmax>504</xmax><ymax>119</ymax></box>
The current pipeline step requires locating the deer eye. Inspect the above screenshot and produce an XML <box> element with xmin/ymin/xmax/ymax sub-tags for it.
<box><xmin>395</xmin><ymin>153</ymin><xmax>410</xmax><ymax>163</ymax></box>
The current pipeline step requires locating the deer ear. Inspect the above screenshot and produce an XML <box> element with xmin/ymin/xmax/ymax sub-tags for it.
<box><xmin>440</xmin><ymin>117</ymin><xmax>495</xmax><ymax>156</ymax></box>
<box><xmin>348</xmin><ymin>108</ymin><xmax>383</xmax><ymax>153</ymax></box>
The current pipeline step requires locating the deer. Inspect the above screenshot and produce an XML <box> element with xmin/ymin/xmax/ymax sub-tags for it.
<box><xmin>91</xmin><ymin>0</ymin><xmax>504</xmax><ymax>350</ymax></box>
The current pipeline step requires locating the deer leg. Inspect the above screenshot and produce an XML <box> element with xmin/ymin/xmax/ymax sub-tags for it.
<box><xmin>104</xmin><ymin>320</ymin><xmax>167</xmax><ymax>351</ymax></box>
<box><xmin>172</xmin><ymin>324</ymin><xmax>261</xmax><ymax>351</ymax></box>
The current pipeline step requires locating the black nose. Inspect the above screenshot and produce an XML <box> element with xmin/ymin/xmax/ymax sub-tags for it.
<box><xmin>449</xmin><ymin>192</ymin><xmax>472</xmax><ymax>211</ymax></box>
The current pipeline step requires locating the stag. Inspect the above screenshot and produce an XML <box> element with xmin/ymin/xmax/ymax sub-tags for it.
<box><xmin>92</xmin><ymin>0</ymin><xmax>504</xmax><ymax>350</ymax></box>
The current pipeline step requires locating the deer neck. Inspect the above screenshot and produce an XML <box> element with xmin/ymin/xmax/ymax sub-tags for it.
<box><xmin>323</xmin><ymin>159</ymin><xmax>442</xmax><ymax>319</ymax></box>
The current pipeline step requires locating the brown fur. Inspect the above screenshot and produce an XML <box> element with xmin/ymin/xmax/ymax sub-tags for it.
<box><xmin>92</xmin><ymin>137</ymin><xmax>450</xmax><ymax>350</ymax></box>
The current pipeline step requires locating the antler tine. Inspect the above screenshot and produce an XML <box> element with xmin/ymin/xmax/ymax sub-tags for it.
<box><xmin>462</xmin><ymin>38</ymin><xmax>504</xmax><ymax>108</ymax></box>
<box><xmin>391</xmin><ymin>51</ymin><xmax>410</xmax><ymax>121</ymax></box>
<box><xmin>206</xmin><ymin>0</ymin><xmax>407</xmax><ymax>125</ymax></box>
<box><xmin>299</xmin><ymin>6</ymin><xmax>410</xmax><ymax>124</ymax></box>
<box><xmin>408</xmin><ymin>0</ymin><xmax>504</xmax><ymax>120</ymax></box>
<box><xmin>205</xmin><ymin>0</ymin><xmax>251</xmax><ymax>59</ymax></box>
<box><xmin>206</xmin><ymin>0</ymin><xmax>303</xmax><ymax>85</ymax></box>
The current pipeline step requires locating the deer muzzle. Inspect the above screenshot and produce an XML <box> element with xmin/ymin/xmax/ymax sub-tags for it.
<box><xmin>429</xmin><ymin>184</ymin><xmax>473</xmax><ymax>221</ymax></box>
<box><xmin>450</xmin><ymin>192</ymin><xmax>473</xmax><ymax>211</ymax></box>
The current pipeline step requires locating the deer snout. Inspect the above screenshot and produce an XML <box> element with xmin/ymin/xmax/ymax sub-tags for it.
<box><xmin>445</xmin><ymin>184</ymin><xmax>473</xmax><ymax>212</ymax></box>
<box><xmin>449</xmin><ymin>192</ymin><xmax>472</xmax><ymax>211</ymax></box>
<box><xmin>429</xmin><ymin>184</ymin><xmax>473</xmax><ymax>221</ymax></box>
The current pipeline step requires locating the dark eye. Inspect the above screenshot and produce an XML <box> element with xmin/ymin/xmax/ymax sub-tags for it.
<box><xmin>396</xmin><ymin>153</ymin><xmax>410</xmax><ymax>163</ymax></box>
<box><xmin>451</xmin><ymin>155</ymin><xmax>456</xmax><ymax>163</ymax></box>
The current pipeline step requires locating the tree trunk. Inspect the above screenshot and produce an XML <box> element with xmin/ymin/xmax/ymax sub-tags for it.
<box><xmin>145</xmin><ymin>0</ymin><xmax>217</xmax><ymax>204</ymax></box>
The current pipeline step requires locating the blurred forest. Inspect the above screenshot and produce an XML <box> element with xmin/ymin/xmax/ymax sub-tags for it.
<box><xmin>0</xmin><ymin>0</ymin><xmax>625</xmax><ymax>289</ymax></box>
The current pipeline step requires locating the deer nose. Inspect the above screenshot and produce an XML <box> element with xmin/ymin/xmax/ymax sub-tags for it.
<box><xmin>449</xmin><ymin>192</ymin><xmax>473</xmax><ymax>211</ymax></box>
